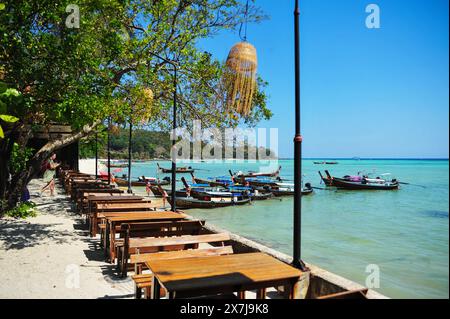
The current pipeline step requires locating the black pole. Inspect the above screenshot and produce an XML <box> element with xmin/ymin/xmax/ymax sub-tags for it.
<box><xmin>149</xmin><ymin>52</ymin><xmax>177</xmax><ymax>212</ymax></box>
<box><xmin>170</xmin><ymin>67</ymin><xmax>177</xmax><ymax>212</ymax></box>
<box><xmin>127</xmin><ymin>120</ymin><xmax>133</xmax><ymax>194</ymax></box>
<box><xmin>95</xmin><ymin>132</ymin><xmax>98</xmax><ymax>179</ymax></box>
<box><xmin>293</xmin><ymin>0</ymin><xmax>306</xmax><ymax>271</ymax></box>
<box><xmin>107</xmin><ymin>117</ymin><xmax>111</xmax><ymax>185</ymax></box>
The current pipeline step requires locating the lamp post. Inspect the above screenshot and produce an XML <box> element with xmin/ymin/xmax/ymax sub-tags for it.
<box><xmin>107</xmin><ymin>117</ymin><xmax>111</xmax><ymax>185</ymax></box>
<box><xmin>127</xmin><ymin>120</ymin><xmax>133</xmax><ymax>194</ymax></box>
<box><xmin>149</xmin><ymin>52</ymin><xmax>178</xmax><ymax>211</ymax></box>
<box><xmin>293</xmin><ymin>0</ymin><xmax>307</xmax><ymax>271</ymax></box>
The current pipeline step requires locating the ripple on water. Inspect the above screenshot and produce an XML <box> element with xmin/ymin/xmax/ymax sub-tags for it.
<box><xmin>421</xmin><ymin>210</ymin><xmax>449</xmax><ymax>219</ymax></box>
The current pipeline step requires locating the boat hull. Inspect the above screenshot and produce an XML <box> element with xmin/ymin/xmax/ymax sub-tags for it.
<box><xmin>330</xmin><ymin>178</ymin><xmax>399</xmax><ymax>190</ymax></box>
<box><xmin>174</xmin><ymin>197</ymin><xmax>251</xmax><ymax>209</ymax></box>
<box><xmin>115</xmin><ymin>178</ymin><xmax>170</xmax><ymax>187</ymax></box>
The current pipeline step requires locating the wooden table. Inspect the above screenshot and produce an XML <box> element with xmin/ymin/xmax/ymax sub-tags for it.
<box><xmin>105</xmin><ymin>211</ymin><xmax>187</xmax><ymax>261</ymax></box>
<box><xmin>146</xmin><ymin>252</ymin><xmax>303</xmax><ymax>299</ymax></box>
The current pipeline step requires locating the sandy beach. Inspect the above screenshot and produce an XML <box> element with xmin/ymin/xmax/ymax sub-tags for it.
<box><xmin>0</xmin><ymin>178</ymin><xmax>134</xmax><ymax>299</ymax></box>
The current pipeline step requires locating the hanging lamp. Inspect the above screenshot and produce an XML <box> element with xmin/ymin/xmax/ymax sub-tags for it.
<box><xmin>223</xmin><ymin>0</ymin><xmax>258</xmax><ymax>116</ymax></box>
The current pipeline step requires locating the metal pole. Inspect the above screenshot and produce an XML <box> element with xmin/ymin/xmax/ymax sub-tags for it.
<box><xmin>293</xmin><ymin>0</ymin><xmax>306</xmax><ymax>271</ymax></box>
<box><xmin>127</xmin><ymin>120</ymin><xmax>133</xmax><ymax>194</ymax></box>
<box><xmin>170</xmin><ymin>67</ymin><xmax>177</xmax><ymax>212</ymax></box>
<box><xmin>95</xmin><ymin>132</ymin><xmax>98</xmax><ymax>179</ymax></box>
<box><xmin>107</xmin><ymin>117</ymin><xmax>111</xmax><ymax>185</ymax></box>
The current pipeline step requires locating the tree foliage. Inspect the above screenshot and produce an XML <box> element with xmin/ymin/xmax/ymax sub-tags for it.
<box><xmin>0</xmin><ymin>0</ymin><xmax>272</xmax><ymax>213</ymax></box>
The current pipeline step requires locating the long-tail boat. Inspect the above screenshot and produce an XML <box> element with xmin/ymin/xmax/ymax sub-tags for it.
<box><xmin>227</xmin><ymin>186</ymin><xmax>273</xmax><ymax>200</ymax></box>
<box><xmin>157</xmin><ymin>163</ymin><xmax>195</xmax><ymax>174</ymax></box>
<box><xmin>114</xmin><ymin>176</ymin><xmax>170</xmax><ymax>187</ymax></box>
<box><xmin>266</xmin><ymin>182</ymin><xmax>314</xmax><ymax>196</ymax></box>
<box><xmin>173</xmin><ymin>196</ymin><xmax>251</xmax><ymax>209</ymax></box>
<box><xmin>180</xmin><ymin>177</ymin><xmax>249</xmax><ymax>201</ymax></box>
<box><xmin>319</xmin><ymin>170</ymin><xmax>399</xmax><ymax>190</ymax></box>
<box><xmin>189</xmin><ymin>172</ymin><xmax>229</xmax><ymax>187</ymax></box>
<box><xmin>233</xmin><ymin>166</ymin><xmax>282</xmax><ymax>178</ymax></box>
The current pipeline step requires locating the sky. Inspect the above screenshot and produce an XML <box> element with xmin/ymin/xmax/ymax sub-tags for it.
<box><xmin>197</xmin><ymin>0</ymin><xmax>449</xmax><ymax>159</ymax></box>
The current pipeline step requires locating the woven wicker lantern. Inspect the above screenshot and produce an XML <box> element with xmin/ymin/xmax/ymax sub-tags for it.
<box><xmin>223</xmin><ymin>41</ymin><xmax>258</xmax><ymax>116</ymax></box>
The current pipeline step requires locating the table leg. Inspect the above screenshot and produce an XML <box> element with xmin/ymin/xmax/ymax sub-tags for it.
<box><xmin>256</xmin><ymin>288</ymin><xmax>266</xmax><ymax>299</ymax></box>
<box><xmin>104</xmin><ymin>222</ymin><xmax>110</xmax><ymax>261</ymax></box>
<box><xmin>288</xmin><ymin>280</ymin><xmax>302</xmax><ymax>299</ymax></box>
<box><xmin>151</xmin><ymin>275</ymin><xmax>161</xmax><ymax>299</ymax></box>
<box><xmin>109</xmin><ymin>222</ymin><xmax>116</xmax><ymax>263</ymax></box>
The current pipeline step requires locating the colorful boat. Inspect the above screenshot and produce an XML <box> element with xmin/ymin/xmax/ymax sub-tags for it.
<box><xmin>319</xmin><ymin>170</ymin><xmax>399</xmax><ymax>190</ymax></box>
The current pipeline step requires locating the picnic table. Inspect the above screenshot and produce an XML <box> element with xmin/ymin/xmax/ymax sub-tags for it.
<box><xmin>104</xmin><ymin>211</ymin><xmax>188</xmax><ymax>262</ymax></box>
<box><xmin>146</xmin><ymin>252</ymin><xmax>303</xmax><ymax>299</ymax></box>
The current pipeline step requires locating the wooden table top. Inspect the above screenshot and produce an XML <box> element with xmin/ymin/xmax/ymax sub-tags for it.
<box><xmin>96</xmin><ymin>202</ymin><xmax>154</xmax><ymax>210</ymax></box>
<box><xmin>106</xmin><ymin>211</ymin><xmax>187</xmax><ymax>222</ymax></box>
<box><xmin>146</xmin><ymin>252</ymin><xmax>303</xmax><ymax>292</ymax></box>
<box><xmin>87</xmin><ymin>195</ymin><xmax>143</xmax><ymax>201</ymax></box>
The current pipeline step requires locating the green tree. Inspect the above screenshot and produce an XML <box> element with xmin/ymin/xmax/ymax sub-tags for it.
<box><xmin>0</xmin><ymin>0</ymin><xmax>271</xmax><ymax>214</ymax></box>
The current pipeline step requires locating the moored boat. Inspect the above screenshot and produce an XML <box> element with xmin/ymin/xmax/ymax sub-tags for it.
<box><xmin>233</xmin><ymin>166</ymin><xmax>282</xmax><ymax>178</ymax></box>
<box><xmin>319</xmin><ymin>170</ymin><xmax>399</xmax><ymax>190</ymax></box>
<box><xmin>173</xmin><ymin>196</ymin><xmax>251</xmax><ymax>209</ymax></box>
<box><xmin>115</xmin><ymin>176</ymin><xmax>170</xmax><ymax>187</ymax></box>
<box><xmin>157</xmin><ymin>163</ymin><xmax>195</xmax><ymax>173</ymax></box>
<box><xmin>189</xmin><ymin>172</ymin><xmax>229</xmax><ymax>187</ymax></box>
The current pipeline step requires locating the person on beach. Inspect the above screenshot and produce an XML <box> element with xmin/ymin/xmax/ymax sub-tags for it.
<box><xmin>145</xmin><ymin>181</ymin><xmax>151</xmax><ymax>197</ymax></box>
<box><xmin>40</xmin><ymin>154</ymin><xmax>60</xmax><ymax>196</ymax></box>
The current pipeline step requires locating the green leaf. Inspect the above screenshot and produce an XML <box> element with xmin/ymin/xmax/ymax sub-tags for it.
<box><xmin>0</xmin><ymin>100</ymin><xmax>6</xmax><ymax>114</ymax></box>
<box><xmin>2</xmin><ymin>88</ymin><xmax>20</xmax><ymax>97</ymax></box>
<box><xmin>0</xmin><ymin>125</ymin><xmax>4</xmax><ymax>138</ymax></box>
<box><xmin>0</xmin><ymin>3</ymin><xmax>5</xmax><ymax>11</ymax></box>
<box><xmin>0</xmin><ymin>114</ymin><xmax>19</xmax><ymax>122</ymax></box>
<box><xmin>0</xmin><ymin>82</ymin><xmax>7</xmax><ymax>94</ymax></box>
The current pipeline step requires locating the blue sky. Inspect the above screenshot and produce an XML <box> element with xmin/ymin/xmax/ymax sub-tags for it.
<box><xmin>197</xmin><ymin>0</ymin><xmax>449</xmax><ymax>158</ymax></box>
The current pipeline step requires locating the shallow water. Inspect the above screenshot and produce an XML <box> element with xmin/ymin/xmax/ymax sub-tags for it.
<box><xmin>129</xmin><ymin>159</ymin><xmax>449</xmax><ymax>299</ymax></box>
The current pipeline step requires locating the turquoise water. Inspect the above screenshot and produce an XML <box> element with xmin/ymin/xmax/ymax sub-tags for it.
<box><xmin>129</xmin><ymin>159</ymin><xmax>449</xmax><ymax>299</ymax></box>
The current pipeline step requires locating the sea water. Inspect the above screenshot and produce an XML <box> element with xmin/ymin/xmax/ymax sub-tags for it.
<box><xmin>129</xmin><ymin>159</ymin><xmax>449</xmax><ymax>299</ymax></box>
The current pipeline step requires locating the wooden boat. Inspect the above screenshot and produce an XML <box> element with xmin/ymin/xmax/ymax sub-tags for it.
<box><xmin>319</xmin><ymin>170</ymin><xmax>399</xmax><ymax>190</ymax></box>
<box><xmin>173</xmin><ymin>197</ymin><xmax>251</xmax><ymax>209</ymax></box>
<box><xmin>234</xmin><ymin>166</ymin><xmax>282</xmax><ymax>178</ymax></box>
<box><xmin>226</xmin><ymin>186</ymin><xmax>273</xmax><ymax>200</ymax></box>
<box><xmin>189</xmin><ymin>172</ymin><xmax>229</xmax><ymax>187</ymax></box>
<box><xmin>115</xmin><ymin>177</ymin><xmax>170</xmax><ymax>187</ymax></box>
<box><xmin>157</xmin><ymin>163</ymin><xmax>195</xmax><ymax>174</ymax></box>
<box><xmin>250</xmin><ymin>192</ymin><xmax>273</xmax><ymax>200</ymax></box>
<box><xmin>149</xmin><ymin>186</ymin><xmax>188</xmax><ymax>197</ymax></box>
<box><xmin>270</xmin><ymin>183</ymin><xmax>314</xmax><ymax>197</ymax></box>
<box><xmin>180</xmin><ymin>177</ymin><xmax>249</xmax><ymax>200</ymax></box>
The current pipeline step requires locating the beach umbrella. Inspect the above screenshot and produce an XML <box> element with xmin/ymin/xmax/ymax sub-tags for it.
<box><xmin>222</xmin><ymin>0</ymin><xmax>257</xmax><ymax>116</ymax></box>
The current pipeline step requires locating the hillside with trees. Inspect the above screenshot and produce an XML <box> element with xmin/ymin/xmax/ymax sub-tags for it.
<box><xmin>79</xmin><ymin>127</ymin><xmax>277</xmax><ymax>160</ymax></box>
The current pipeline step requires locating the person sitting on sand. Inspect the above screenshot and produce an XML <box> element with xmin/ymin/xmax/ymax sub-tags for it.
<box><xmin>40</xmin><ymin>154</ymin><xmax>60</xmax><ymax>196</ymax></box>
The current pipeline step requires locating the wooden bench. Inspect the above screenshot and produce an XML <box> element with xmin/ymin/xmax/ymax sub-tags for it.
<box><xmin>95</xmin><ymin>210</ymin><xmax>161</xmax><ymax>239</ymax></box>
<box><xmin>87</xmin><ymin>197</ymin><xmax>152</xmax><ymax>236</ymax></box>
<box><xmin>77</xmin><ymin>190</ymin><xmax>125</xmax><ymax>214</ymax></box>
<box><xmin>104</xmin><ymin>212</ymin><xmax>188</xmax><ymax>262</ymax></box>
<box><xmin>119</xmin><ymin>231</ymin><xmax>230</xmax><ymax>277</ymax></box>
<box><xmin>70</xmin><ymin>183</ymin><xmax>114</xmax><ymax>200</ymax></box>
<box><xmin>116</xmin><ymin>220</ymin><xmax>207</xmax><ymax>275</ymax></box>
<box><xmin>67</xmin><ymin>178</ymin><xmax>105</xmax><ymax>195</ymax></box>
<box><xmin>131</xmin><ymin>246</ymin><xmax>234</xmax><ymax>299</ymax></box>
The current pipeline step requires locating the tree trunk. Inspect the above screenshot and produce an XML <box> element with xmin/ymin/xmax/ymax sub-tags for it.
<box><xmin>1</xmin><ymin>120</ymin><xmax>101</xmax><ymax>215</ymax></box>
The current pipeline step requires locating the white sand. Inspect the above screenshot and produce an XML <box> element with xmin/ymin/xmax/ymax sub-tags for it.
<box><xmin>78</xmin><ymin>158</ymin><xmax>98</xmax><ymax>175</ymax></box>
<box><xmin>0</xmin><ymin>178</ymin><xmax>134</xmax><ymax>299</ymax></box>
